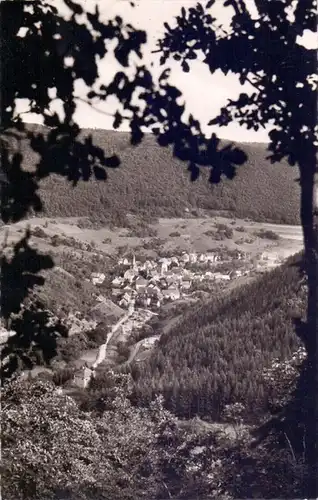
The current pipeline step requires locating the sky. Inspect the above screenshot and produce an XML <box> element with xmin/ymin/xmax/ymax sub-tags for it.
<box><xmin>16</xmin><ymin>0</ymin><xmax>317</xmax><ymax>143</ymax></box>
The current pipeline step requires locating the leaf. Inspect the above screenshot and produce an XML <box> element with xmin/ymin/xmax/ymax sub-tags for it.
<box><xmin>230</xmin><ymin>147</ymin><xmax>248</xmax><ymax>165</ymax></box>
<box><xmin>206</xmin><ymin>0</ymin><xmax>215</xmax><ymax>8</ymax></box>
<box><xmin>64</xmin><ymin>0</ymin><xmax>83</xmax><ymax>15</ymax></box>
<box><xmin>197</xmin><ymin>3</ymin><xmax>204</xmax><ymax>13</ymax></box>
<box><xmin>182</xmin><ymin>60</ymin><xmax>190</xmax><ymax>73</ymax></box>
<box><xmin>187</xmin><ymin>51</ymin><xmax>197</xmax><ymax>60</ymax></box>
<box><xmin>208</xmin><ymin>117</ymin><xmax>218</xmax><ymax>125</ymax></box>
<box><xmin>159</xmin><ymin>68</ymin><xmax>171</xmax><ymax>82</ymax></box>
<box><xmin>106</xmin><ymin>155</ymin><xmax>120</xmax><ymax>168</ymax></box>
<box><xmin>113</xmin><ymin>111</ymin><xmax>122</xmax><ymax>130</ymax></box>
<box><xmin>93</xmin><ymin>165</ymin><xmax>107</xmax><ymax>180</ymax></box>
<box><xmin>181</xmin><ymin>7</ymin><xmax>186</xmax><ymax>17</ymax></box>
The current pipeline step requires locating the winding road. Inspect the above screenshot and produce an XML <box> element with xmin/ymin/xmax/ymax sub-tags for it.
<box><xmin>92</xmin><ymin>304</ymin><xmax>134</xmax><ymax>370</ymax></box>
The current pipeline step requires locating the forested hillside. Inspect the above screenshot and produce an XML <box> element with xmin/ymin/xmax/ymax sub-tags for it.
<box><xmin>13</xmin><ymin>125</ymin><xmax>300</xmax><ymax>224</ymax></box>
<box><xmin>130</xmin><ymin>253</ymin><xmax>306</xmax><ymax>422</ymax></box>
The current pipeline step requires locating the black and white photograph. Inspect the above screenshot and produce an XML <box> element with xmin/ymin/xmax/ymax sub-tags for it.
<box><xmin>0</xmin><ymin>0</ymin><xmax>317</xmax><ymax>498</ymax></box>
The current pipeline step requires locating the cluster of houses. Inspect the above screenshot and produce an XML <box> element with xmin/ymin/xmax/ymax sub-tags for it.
<box><xmin>99</xmin><ymin>250</ymin><xmax>248</xmax><ymax>310</ymax></box>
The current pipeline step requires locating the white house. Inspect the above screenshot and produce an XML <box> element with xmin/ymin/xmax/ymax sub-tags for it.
<box><xmin>151</xmin><ymin>270</ymin><xmax>161</xmax><ymax>281</ymax></box>
<box><xmin>180</xmin><ymin>253</ymin><xmax>190</xmax><ymax>263</ymax></box>
<box><xmin>146</xmin><ymin>285</ymin><xmax>161</xmax><ymax>297</ymax></box>
<box><xmin>181</xmin><ymin>280</ymin><xmax>192</xmax><ymax>290</ymax></box>
<box><xmin>73</xmin><ymin>366</ymin><xmax>93</xmax><ymax>389</ymax></box>
<box><xmin>112</xmin><ymin>276</ymin><xmax>122</xmax><ymax>286</ymax></box>
<box><xmin>119</xmin><ymin>293</ymin><xmax>131</xmax><ymax>308</ymax></box>
<box><xmin>135</xmin><ymin>277</ymin><xmax>148</xmax><ymax>291</ymax></box>
<box><xmin>161</xmin><ymin>262</ymin><xmax>168</xmax><ymax>274</ymax></box>
<box><xmin>159</xmin><ymin>257</ymin><xmax>170</xmax><ymax>265</ymax></box>
<box><xmin>91</xmin><ymin>272</ymin><xmax>106</xmax><ymax>285</ymax></box>
<box><xmin>189</xmin><ymin>253</ymin><xmax>197</xmax><ymax>263</ymax></box>
<box><xmin>172</xmin><ymin>267</ymin><xmax>183</xmax><ymax>276</ymax></box>
<box><xmin>166</xmin><ymin>276</ymin><xmax>178</xmax><ymax>287</ymax></box>
<box><xmin>118</xmin><ymin>257</ymin><xmax>130</xmax><ymax>266</ymax></box>
<box><xmin>206</xmin><ymin>254</ymin><xmax>216</xmax><ymax>262</ymax></box>
<box><xmin>124</xmin><ymin>269</ymin><xmax>135</xmax><ymax>282</ymax></box>
<box><xmin>213</xmin><ymin>273</ymin><xmax>231</xmax><ymax>281</ymax></box>
<box><xmin>164</xmin><ymin>287</ymin><xmax>180</xmax><ymax>300</ymax></box>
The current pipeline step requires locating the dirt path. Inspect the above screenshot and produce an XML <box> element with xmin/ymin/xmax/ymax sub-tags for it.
<box><xmin>92</xmin><ymin>308</ymin><xmax>133</xmax><ymax>370</ymax></box>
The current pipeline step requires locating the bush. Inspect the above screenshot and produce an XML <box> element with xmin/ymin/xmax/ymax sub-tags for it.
<box><xmin>117</xmin><ymin>341</ymin><xmax>131</xmax><ymax>361</ymax></box>
<box><xmin>203</xmin><ymin>229</ymin><xmax>216</xmax><ymax>237</ymax></box>
<box><xmin>53</xmin><ymin>367</ymin><xmax>76</xmax><ymax>386</ymax></box>
<box><xmin>86</xmin><ymin>325</ymin><xmax>108</xmax><ymax>346</ymax></box>
<box><xmin>215</xmin><ymin>223</ymin><xmax>228</xmax><ymax>231</ymax></box>
<box><xmin>224</xmin><ymin>227</ymin><xmax>234</xmax><ymax>238</ymax></box>
<box><xmin>103</xmin><ymin>237</ymin><xmax>112</xmax><ymax>244</ymax></box>
<box><xmin>256</xmin><ymin>229</ymin><xmax>280</xmax><ymax>240</ymax></box>
<box><xmin>57</xmin><ymin>332</ymin><xmax>90</xmax><ymax>362</ymax></box>
<box><xmin>213</xmin><ymin>223</ymin><xmax>234</xmax><ymax>239</ymax></box>
<box><xmin>143</xmin><ymin>237</ymin><xmax>165</xmax><ymax>251</ymax></box>
<box><xmin>51</xmin><ymin>235</ymin><xmax>60</xmax><ymax>247</ymax></box>
<box><xmin>169</xmin><ymin>231</ymin><xmax>181</xmax><ymax>237</ymax></box>
<box><xmin>32</xmin><ymin>226</ymin><xmax>48</xmax><ymax>238</ymax></box>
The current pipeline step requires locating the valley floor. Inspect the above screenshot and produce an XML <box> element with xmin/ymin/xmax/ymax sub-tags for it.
<box><xmin>1</xmin><ymin>213</ymin><xmax>304</xmax><ymax>386</ymax></box>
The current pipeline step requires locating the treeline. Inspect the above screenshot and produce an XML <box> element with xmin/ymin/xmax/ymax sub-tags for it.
<box><xmin>14</xmin><ymin>124</ymin><xmax>300</xmax><ymax>225</ymax></box>
<box><xmin>129</xmin><ymin>253</ymin><xmax>306</xmax><ymax>422</ymax></box>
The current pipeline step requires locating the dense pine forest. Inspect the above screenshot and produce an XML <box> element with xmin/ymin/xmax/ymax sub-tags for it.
<box><xmin>12</xmin><ymin>124</ymin><xmax>300</xmax><ymax>225</ymax></box>
<box><xmin>129</xmin><ymin>253</ymin><xmax>306</xmax><ymax>422</ymax></box>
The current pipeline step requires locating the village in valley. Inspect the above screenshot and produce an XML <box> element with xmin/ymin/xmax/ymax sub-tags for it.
<box><xmin>90</xmin><ymin>249</ymin><xmax>251</xmax><ymax>311</ymax></box>
<box><xmin>2</xmin><ymin>215</ymin><xmax>294</xmax><ymax>390</ymax></box>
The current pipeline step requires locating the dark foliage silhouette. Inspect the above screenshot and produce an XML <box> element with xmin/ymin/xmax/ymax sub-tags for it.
<box><xmin>0</xmin><ymin>228</ymin><xmax>68</xmax><ymax>378</ymax></box>
<box><xmin>0</xmin><ymin>0</ymin><xmax>246</xmax><ymax>384</ymax></box>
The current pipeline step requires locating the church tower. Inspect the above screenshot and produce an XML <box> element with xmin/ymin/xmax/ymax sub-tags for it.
<box><xmin>132</xmin><ymin>253</ymin><xmax>138</xmax><ymax>272</ymax></box>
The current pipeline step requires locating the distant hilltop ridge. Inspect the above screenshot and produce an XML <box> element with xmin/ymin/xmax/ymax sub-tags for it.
<box><xmin>6</xmin><ymin>124</ymin><xmax>300</xmax><ymax>225</ymax></box>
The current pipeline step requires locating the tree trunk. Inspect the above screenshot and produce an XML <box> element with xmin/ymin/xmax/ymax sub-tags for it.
<box><xmin>299</xmin><ymin>162</ymin><xmax>318</xmax><ymax>498</ymax></box>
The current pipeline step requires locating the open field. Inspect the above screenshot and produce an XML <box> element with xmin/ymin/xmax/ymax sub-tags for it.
<box><xmin>1</xmin><ymin>214</ymin><xmax>303</xmax><ymax>265</ymax></box>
